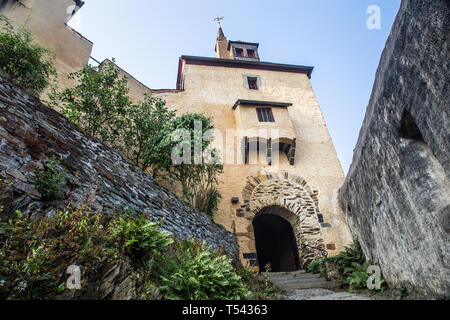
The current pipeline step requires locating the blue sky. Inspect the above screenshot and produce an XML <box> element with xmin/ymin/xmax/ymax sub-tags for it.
<box><xmin>69</xmin><ymin>0</ymin><xmax>401</xmax><ymax>174</ymax></box>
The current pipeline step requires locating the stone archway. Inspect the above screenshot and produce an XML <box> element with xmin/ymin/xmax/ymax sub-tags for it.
<box><xmin>239</xmin><ymin>172</ymin><xmax>326</xmax><ymax>267</ymax></box>
<box><xmin>253</xmin><ymin>208</ymin><xmax>301</xmax><ymax>272</ymax></box>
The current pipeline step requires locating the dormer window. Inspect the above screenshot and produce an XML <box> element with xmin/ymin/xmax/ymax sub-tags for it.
<box><xmin>235</xmin><ymin>48</ymin><xmax>244</xmax><ymax>57</ymax></box>
<box><xmin>230</xmin><ymin>41</ymin><xmax>260</xmax><ymax>61</ymax></box>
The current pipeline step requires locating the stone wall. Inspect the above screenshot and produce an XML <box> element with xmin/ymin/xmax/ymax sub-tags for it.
<box><xmin>339</xmin><ymin>0</ymin><xmax>449</xmax><ymax>298</ymax></box>
<box><xmin>0</xmin><ymin>70</ymin><xmax>239</xmax><ymax>259</ymax></box>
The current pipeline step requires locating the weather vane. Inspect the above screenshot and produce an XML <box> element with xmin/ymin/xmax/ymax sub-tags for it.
<box><xmin>214</xmin><ymin>16</ymin><xmax>224</xmax><ymax>26</ymax></box>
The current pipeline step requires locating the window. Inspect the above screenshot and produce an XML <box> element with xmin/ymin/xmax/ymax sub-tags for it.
<box><xmin>257</xmin><ymin>108</ymin><xmax>275</xmax><ymax>122</ymax></box>
<box><xmin>247</xmin><ymin>49</ymin><xmax>256</xmax><ymax>58</ymax></box>
<box><xmin>235</xmin><ymin>48</ymin><xmax>244</xmax><ymax>57</ymax></box>
<box><xmin>248</xmin><ymin>77</ymin><xmax>258</xmax><ymax>90</ymax></box>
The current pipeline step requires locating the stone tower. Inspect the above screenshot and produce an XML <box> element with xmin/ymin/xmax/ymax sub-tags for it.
<box><xmin>150</xmin><ymin>23</ymin><xmax>353</xmax><ymax>270</ymax></box>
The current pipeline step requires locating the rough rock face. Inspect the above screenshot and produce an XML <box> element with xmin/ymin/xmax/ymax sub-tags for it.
<box><xmin>339</xmin><ymin>0</ymin><xmax>449</xmax><ymax>298</ymax></box>
<box><xmin>0</xmin><ymin>70</ymin><xmax>239</xmax><ymax>259</ymax></box>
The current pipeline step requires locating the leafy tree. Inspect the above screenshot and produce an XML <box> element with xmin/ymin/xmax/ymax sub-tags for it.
<box><xmin>0</xmin><ymin>14</ymin><xmax>56</xmax><ymax>94</ymax></box>
<box><xmin>124</xmin><ymin>95</ymin><xmax>176</xmax><ymax>171</ymax></box>
<box><xmin>147</xmin><ymin>113</ymin><xmax>223</xmax><ymax>218</ymax></box>
<box><xmin>51</xmin><ymin>60</ymin><xmax>131</xmax><ymax>150</ymax></box>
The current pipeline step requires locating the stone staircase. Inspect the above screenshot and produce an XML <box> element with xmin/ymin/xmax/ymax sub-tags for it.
<box><xmin>269</xmin><ymin>270</ymin><xmax>336</xmax><ymax>291</ymax></box>
<box><xmin>269</xmin><ymin>270</ymin><xmax>372</xmax><ymax>300</ymax></box>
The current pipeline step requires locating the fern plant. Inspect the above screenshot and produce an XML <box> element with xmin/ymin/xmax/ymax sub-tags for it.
<box><xmin>156</xmin><ymin>240</ymin><xmax>251</xmax><ymax>300</ymax></box>
<box><xmin>307</xmin><ymin>258</ymin><xmax>326</xmax><ymax>274</ymax></box>
<box><xmin>344</xmin><ymin>261</ymin><xmax>370</xmax><ymax>290</ymax></box>
<box><xmin>112</xmin><ymin>214</ymin><xmax>173</xmax><ymax>258</ymax></box>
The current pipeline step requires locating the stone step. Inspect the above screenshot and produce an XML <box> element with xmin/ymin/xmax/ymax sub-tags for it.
<box><xmin>268</xmin><ymin>270</ymin><xmax>306</xmax><ymax>276</ymax></box>
<box><xmin>281</xmin><ymin>288</ymin><xmax>373</xmax><ymax>300</ymax></box>
<box><xmin>269</xmin><ymin>273</ymin><xmax>322</xmax><ymax>281</ymax></box>
<box><xmin>277</xmin><ymin>280</ymin><xmax>337</xmax><ymax>290</ymax></box>
<box><xmin>271</xmin><ymin>278</ymin><xmax>328</xmax><ymax>286</ymax></box>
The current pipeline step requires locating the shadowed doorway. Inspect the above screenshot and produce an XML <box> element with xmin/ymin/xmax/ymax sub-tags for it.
<box><xmin>253</xmin><ymin>213</ymin><xmax>301</xmax><ymax>272</ymax></box>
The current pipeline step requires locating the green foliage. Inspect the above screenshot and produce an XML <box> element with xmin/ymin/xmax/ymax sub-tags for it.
<box><xmin>327</xmin><ymin>241</ymin><xmax>366</xmax><ymax>274</ymax></box>
<box><xmin>123</xmin><ymin>95</ymin><xmax>176</xmax><ymax>171</ymax></box>
<box><xmin>307</xmin><ymin>258</ymin><xmax>326</xmax><ymax>274</ymax></box>
<box><xmin>0</xmin><ymin>209</ymin><xmax>119</xmax><ymax>299</ymax></box>
<box><xmin>234</xmin><ymin>265</ymin><xmax>279</xmax><ymax>300</ymax></box>
<box><xmin>148</xmin><ymin>113</ymin><xmax>224</xmax><ymax>217</ymax></box>
<box><xmin>111</xmin><ymin>214</ymin><xmax>173</xmax><ymax>259</ymax></box>
<box><xmin>50</xmin><ymin>60</ymin><xmax>131</xmax><ymax>150</ymax></box>
<box><xmin>0</xmin><ymin>15</ymin><xmax>56</xmax><ymax>93</ymax></box>
<box><xmin>399</xmin><ymin>286</ymin><xmax>409</xmax><ymax>299</ymax></box>
<box><xmin>0</xmin><ymin>208</ymin><xmax>267</xmax><ymax>300</ymax></box>
<box><xmin>156</xmin><ymin>240</ymin><xmax>251</xmax><ymax>300</ymax></box>
<box><xmin>343</xmin><ymin>261</ymin><xmax>371</xmax><ymax>290</ymax></box>
<box><xmin>196</xmin><ymin>186</ymin><xmax>222</xmax><ymax>219</ymax></box>
<box><xmin>35</xmin><ymin>156</ymin><xmax>67</xmax><ymax>203</ymax></box>
<box><xmin>307</xmin><ymin>242</ymin><xmax>388</xmax><ymax>292</ymax></box>
<box><xmin>49</xmin><ymin>61</ymin><xmax>222</xmax><ymax>217</ymax></box>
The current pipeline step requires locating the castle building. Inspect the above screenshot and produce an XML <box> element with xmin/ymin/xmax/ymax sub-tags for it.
<box><xmin>0</xmin><ymin>0</ymin><xmax>92</xmax><ymax>90</ymax></box>
<box><xmin>1</xmin><ymin>1</ymin><xmax>352</xmax><ymax>270</ymax></box>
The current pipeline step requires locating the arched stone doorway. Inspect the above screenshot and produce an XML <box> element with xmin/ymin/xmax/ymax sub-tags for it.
<box><xmin>253</xmin><ymin>209</ymin><xmax>301</xmax><ymax>272</ymax></box>
<box><xmin>239</xmin><ymin>173</ymin><xmax>327</xmax><ymax>269</ymax></box>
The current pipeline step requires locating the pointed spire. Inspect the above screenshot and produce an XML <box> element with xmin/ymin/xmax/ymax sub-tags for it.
<box><xmin>214</xmin><ymin>17</ymin><xmax>226</xmax><ymax>41</ymax></box>
<box><xmin>217</xmin><ymin>24</ymin><xmax>226</xmax><ymax>41</ymax></box>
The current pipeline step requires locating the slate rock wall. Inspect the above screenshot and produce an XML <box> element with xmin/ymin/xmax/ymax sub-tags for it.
<box><xmin>339</xmin><ymin>0</ymin><xmax>449</xmax><ymax>298</ymax></box>
<box><xmin>0</xmin><ymin>70</ymin><xmax>239</xmax><ymax>259</ymax></box>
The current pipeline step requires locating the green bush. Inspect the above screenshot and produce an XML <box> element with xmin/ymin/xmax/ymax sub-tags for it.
<box><xmin>196</xmin><ymin>186</ymin><xmax>222</xmax><ymax>219</ymax></box>
<box><xmin>0</xmin><ymin>15</ymin><xmax>56</xmax><ymax>93</ymax></box>
<box><xmin>112</xmin><ymin>214</ymin><xmax>173</xmax><ymax>259</ymax></box>
<box><xmin>35</xmin><ymin>156</ymin><xmax>67</xmax><ymax>203</ymax></box>
<box><xmin>148</xmin><ymin>113</ymin><xmax>224</xmax><ymax>217</ymax></box>
<box><xmin>50</xmin><ymin>60</ymin><xmax>131</xmax><ymax>151</ymax></box>
<box><xmin>0</xmin><ymin>209</ymin><xmax>268</xmax><ymax>300</ymax></box>
<box><xmin>307</xmin><ymin>242</ymin><xmax>388</xmax><ymax>292</ymax></box>
<box><xmin>307</xmin><ymin>258</ymin><xmax>326</xmax><ymax>274</ymax></box>
<box><xmin>328</xmin><ymin>241</ymin><xmax>366</xmax><ymax>274</ymax></box>
<box><xmin>0</xmin><ymin>209</ymin><xmax>120</xmax><ymax>299</ymax></box>
<box><xmin>156</xmin><ymin>239</ymin><xmax>251</xmax><ymax>300</ymax></box>
<box><xmin>343</xmin><ymin>261</ymin><xmax>371</xmax><ymax>290</ymax></box>
<box><xmin>123</xmin><ymin>95</ymin><xmax>176</xmax><ymax>171</ymax></box>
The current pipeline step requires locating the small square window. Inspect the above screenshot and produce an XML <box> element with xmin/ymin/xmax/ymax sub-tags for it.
<box><xmin>248</xmin><ymin>77</ymin><xmax>258</xmax><ymax>90</ymax></box>
<box><xmin>235</xmin><ymin>48</ymin><xmax>244</xmax><ymax>57</ymax></box>
<box><xmin>247</xmin><ymin>49</ymin><xmax>256</xmax><ymax>58</ymax></box>
<box><xmin>256</xmin><ymin>108</ymin><xmax>275</xmax><ymax>122</ymax></box>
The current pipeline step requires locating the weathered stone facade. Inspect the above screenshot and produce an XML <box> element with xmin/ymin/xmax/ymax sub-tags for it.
<box><xmin>0</xmin><ymin>0</ymin><xmax>93</xmax><ymax>94</ymax></box>
<box><xmin>0</xmin><ymin>70</ymin><xmax>239</xmax><ymax>259</ymax></box>
<box><xmin>339</xmin><ymin>0</ymin><xmax>449</xmax><ymax>298</ymax></box>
